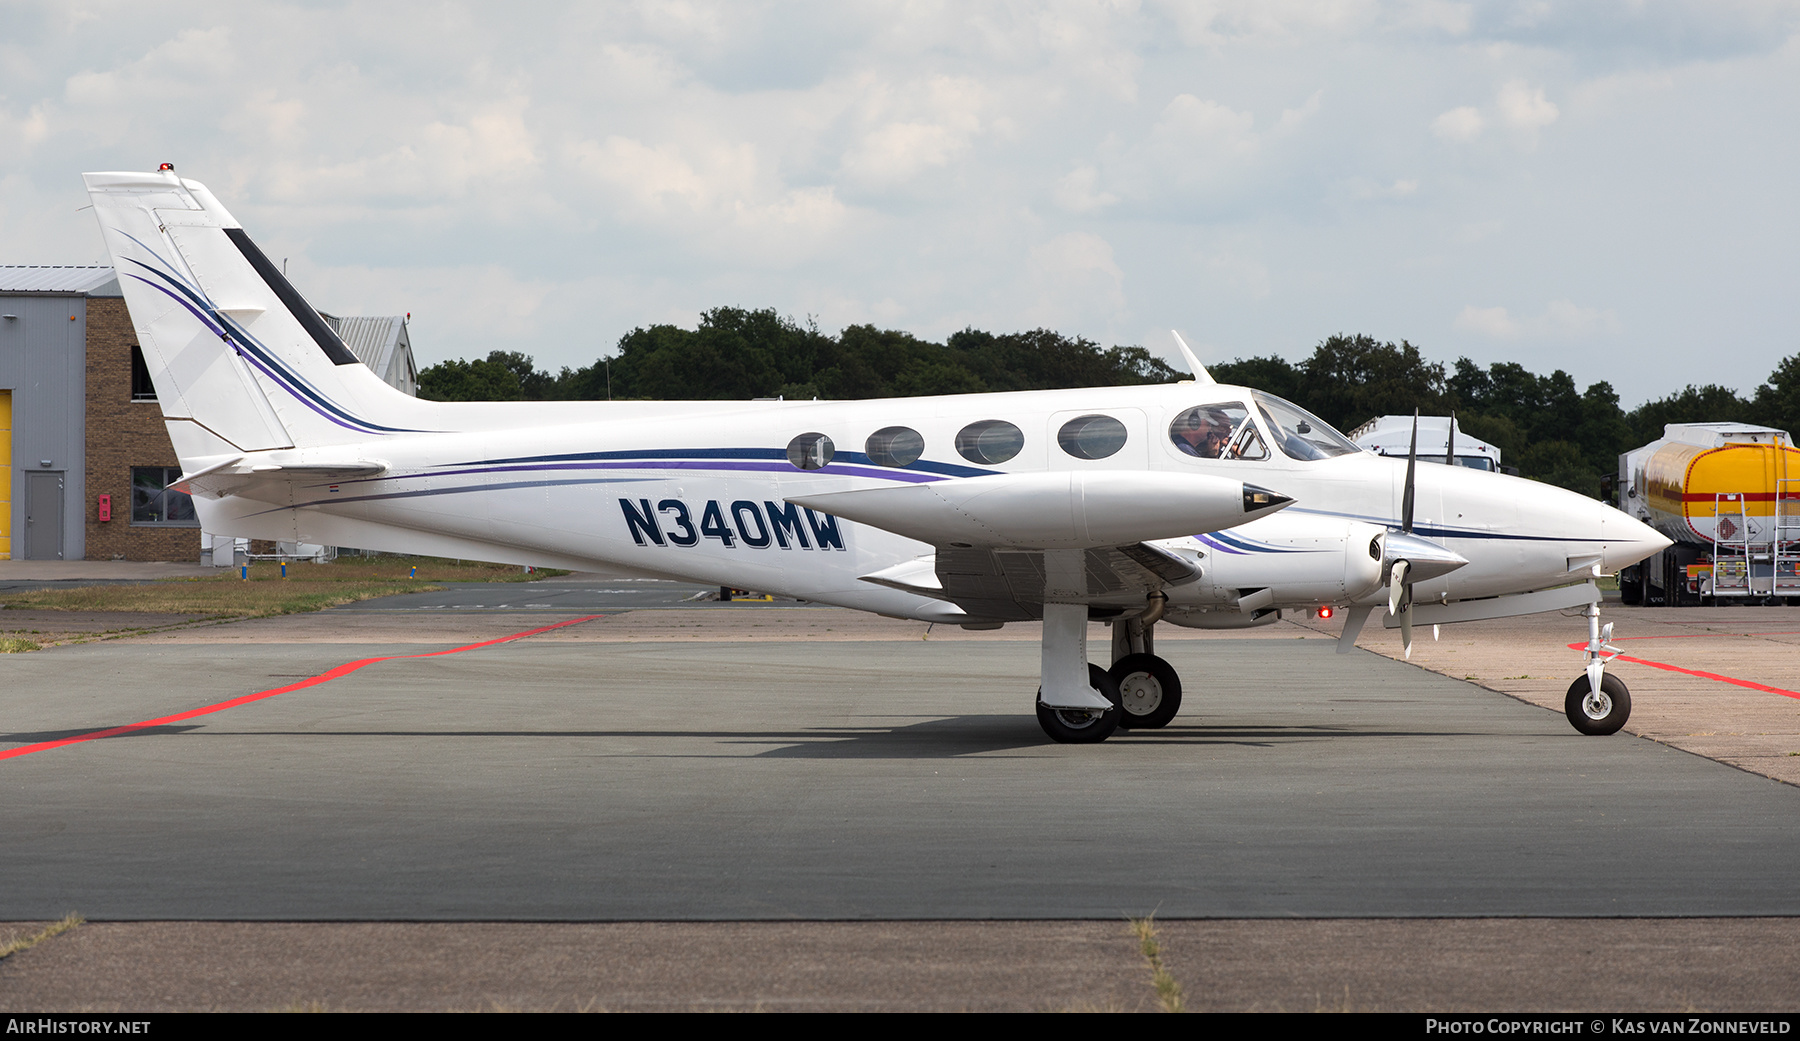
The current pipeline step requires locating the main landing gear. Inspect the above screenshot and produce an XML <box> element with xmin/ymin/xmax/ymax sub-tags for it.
<box><xmin>1566</xmin><ymin>601</ymin><xmax>1631</xmax><ymax>736</ymax></box>
<box><xmin>1035</xmin><ymin>593</ymin><xmax>1185</xmax><ymax>744</ymax></box>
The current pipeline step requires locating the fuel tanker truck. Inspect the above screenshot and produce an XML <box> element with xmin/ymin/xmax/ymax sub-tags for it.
<box><xmin>1616</xmin><ymin>422</ymin><xmax>1799</xmax><ymax>605</ymax></box>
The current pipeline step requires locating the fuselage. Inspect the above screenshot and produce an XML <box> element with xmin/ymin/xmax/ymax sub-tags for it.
<box><xmin>189</xmin><ymin>380</ymin><xmax>1670</xmax><ymax>623</ymax></box>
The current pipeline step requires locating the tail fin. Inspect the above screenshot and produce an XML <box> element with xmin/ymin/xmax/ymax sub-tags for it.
<box><xmin>83</xmin><ymin>169</ymin><xmax>430</xmax><ymax>454</ymax></box>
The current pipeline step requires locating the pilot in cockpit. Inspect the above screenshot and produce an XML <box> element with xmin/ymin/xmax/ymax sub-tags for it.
<box><xmin>1171</xmin><ymin>407</ymin><xmax>1232</xmax><ymax>458</ymax></box>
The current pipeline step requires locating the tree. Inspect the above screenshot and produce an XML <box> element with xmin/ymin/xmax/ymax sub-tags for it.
<box><xmin>1624</xmin><ymin>384</ymin><xmax>1753</xmax><ymax>445</ymax></box>
<box><xmin>417</xmin><ymin>353</ymin><xmax>526</xmax><ymax>401</ymax></box>
<box><xmin>1293</xmin><ymin>334</ymin><xmax>1450</xmax><ymax>432</ymax></box>
<box><xmin>1750</xmin><ymin>352</ymin><xmax>1800</xmax><ymax>436</ymax></box>
<box><xmin>1209</xmin><ymin>355</ymin><xmax>1302</xmax><ymax>403</ymax></box>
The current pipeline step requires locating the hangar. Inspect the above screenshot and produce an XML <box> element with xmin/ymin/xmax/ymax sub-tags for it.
<box><xmin>0</xmin><ymin>265</ymin><xmax>416</xmax><ymax>561</ymax></box>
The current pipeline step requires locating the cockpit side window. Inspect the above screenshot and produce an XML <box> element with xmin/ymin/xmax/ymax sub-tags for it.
<box><xmin>1170</xmin><ymin>404</ymin><xmax>1264</xmax><ymax>461</ymax></box>
<box><xmin>1251</xmin><ymin>391</ymin><xmax>1360</xmax><ymax>461</ymax></box>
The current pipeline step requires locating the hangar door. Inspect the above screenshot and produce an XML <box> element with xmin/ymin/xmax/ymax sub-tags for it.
<box><xmin>0</xmin><ymin>390</ymin><xmax>9</xmax><ymax>560</ymax></box>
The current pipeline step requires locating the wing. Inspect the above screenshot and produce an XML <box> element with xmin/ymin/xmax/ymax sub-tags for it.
<box><xmin>792</xmin><ymin>471</ymin><xmax>1271</xmax><ymax>622</ymax></box>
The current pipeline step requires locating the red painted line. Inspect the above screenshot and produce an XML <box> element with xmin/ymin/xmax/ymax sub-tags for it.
<box><xmin>1599</xmin><ymin>631</ymin><xmax>1800</xmax><ymax>641</ymax></box>
<box><xmin>1</xmin><ymin>615</ymin><xmax>603</xmax><ymax>762</ymax></box>
<box><xmin>1564</xmin><ymin>638</ymin><xmax>1800</xmax><ymax>700</ymax></box>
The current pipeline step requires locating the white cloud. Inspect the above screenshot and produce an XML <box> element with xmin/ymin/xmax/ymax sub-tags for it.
<box><xmin>1432</xmin><ymin>105</ymin><xmax>1485</xmax><ymax>141</ymax></box>
<box><xmin>0</xmin><ymin>1</ymin><xmax>1790</xmax><ymax>403</ymax></box>
<box><xmin>1454</xmin><ymin>304</ymin><xmax>1518</xmax><ymax>338</ymax></box>
<box><xmin>1455</xmin><ymin>300</ymin><xmax>1620</xmax><ymax>340</ymax></box>
<box><xmin>1024</xmin><ymin>232</ymin><xmax>1127</xmax><ymax>323</ymax></box>
<box><xmin>838</xmin><ymin>75</ymin><xmax>988</xmax><ymax>190</ymax></box>
<box><xmin>1152</xmin><ymin>94</ymin><xmax>1259</xmax><ymax>157</ymax></box>
<box><xmin>1054</xmin><ymin>165</ymin><xmax>1119</xmax><ymax>213</ymax></box>
<box><xmin>1496</xmin><ymin>80</ymin><xmax>1559</xmax><ymax>140</ymax></box>
<box><xmin>569</xmin><ymin>134</ymin><xmax>848</xmax><ymax>263</ymax></box>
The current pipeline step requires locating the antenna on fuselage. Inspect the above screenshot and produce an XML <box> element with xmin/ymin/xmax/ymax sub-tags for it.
<box><xmin>1170</xmin><ymin>330</ymin><xmax>1215</xmax><ymax>384</ymax></box>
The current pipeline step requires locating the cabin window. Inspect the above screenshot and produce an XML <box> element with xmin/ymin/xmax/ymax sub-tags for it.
<box><xmin>787</xmin><ymin>432</ymin><xmax>835</xmax><ymax>470</ymax></box>
<box><xmin>955</xmin><ymin>420</ymin><xmax>1024</xmax><ymax>465</ymax></box>
<box><xmin>1057</xmin><ymin>414</ymin><xmax>1127</xmax><ymax>460</ymax></box>
<box><xmin>131</xmin><ymin>467</ymin><xmax>197</xmax><ymax>526</ymax></box>
<box><xmin>865</xmin><ymin>426</ymin><xmax>925</xmax><ymax>467</ymax></box>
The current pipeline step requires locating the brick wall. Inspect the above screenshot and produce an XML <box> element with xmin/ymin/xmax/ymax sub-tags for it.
<box><xmin>84</xmin><ymin>298</ymin><xmax>198</xmax><ymax>561</ymax></box>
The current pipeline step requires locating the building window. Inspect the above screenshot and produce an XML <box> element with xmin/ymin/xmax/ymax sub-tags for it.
<box><xmin>130</xmin><ymin>345</ymin><xmax>157</xmax><ymax>401</ymax></box>
<box><xmin>131</xmin><ymin>467</ymin><xmax>197</xmax><ymax>526</ymax></box>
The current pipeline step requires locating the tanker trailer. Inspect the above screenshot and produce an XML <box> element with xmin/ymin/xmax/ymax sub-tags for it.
<box><xmin>1616</xmin><ymin>422</ymin><xmax>1799</xmax><ymax>605</ymax></box>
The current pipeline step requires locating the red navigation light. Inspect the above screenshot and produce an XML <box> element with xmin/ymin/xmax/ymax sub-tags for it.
<box><xmin>1317</xmin><ymin>605</ymin><xmax>1335</xmax><ymax>620</ymax></box>
<box><xmin>158</xmin><ymin>163</ymin><xmax>175</xmax><ymax>171</ymax></box>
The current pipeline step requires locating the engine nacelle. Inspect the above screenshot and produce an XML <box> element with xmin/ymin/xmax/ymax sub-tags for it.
<box><xmin>1161</xmin><ymin>517</ymin><xmax>1388</xmax><ymax>609</ymax></box>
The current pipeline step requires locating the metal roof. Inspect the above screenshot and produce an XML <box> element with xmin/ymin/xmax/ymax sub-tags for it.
<box><xmin>0</xmin><ymin>265</ymin><xmax>121</xmax><ymax>295</ymax></box>
<box><xmin>321</xmin><ymin>313</ymin><xmax>417</xmax><ymax>395</ymax></box>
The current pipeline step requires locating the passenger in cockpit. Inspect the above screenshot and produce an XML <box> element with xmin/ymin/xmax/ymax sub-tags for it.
<box><xmin>1172</xmin><ymin>407</ymin><xmax>1231</xmax><ymax>458</ymax></box>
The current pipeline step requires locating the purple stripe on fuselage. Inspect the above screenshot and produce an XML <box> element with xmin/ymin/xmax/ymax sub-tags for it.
<box><xmin>1195</xmin><ymin>533</ymin><xmax>1251</xmax><ymax>555</ymax></box>
<box><xmin>246</xmin><ymin>475</ymin><xmax>653</xmax><ymax>517</ymax></box>
<box><xmin>307</xmin><ymin>459</ymin><xmax>950</xmax><ymax>490</ymax></box>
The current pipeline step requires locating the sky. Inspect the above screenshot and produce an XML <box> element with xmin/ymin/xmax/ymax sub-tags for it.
<box><xmin>3</xmin><ymin>0</ymin><xmax>1797</xmax><ymax>406</ymax></box>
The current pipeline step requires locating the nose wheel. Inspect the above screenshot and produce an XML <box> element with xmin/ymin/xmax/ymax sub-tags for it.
<box><xmin>1565</xmin><ymin>673</ymin><xmax>1631</xmax><ymax>735</ymax></box>
<box><xmin>1567</xmin><ymin>601</ymin><xmax>1631</xmax><ymax>735</ymax></box>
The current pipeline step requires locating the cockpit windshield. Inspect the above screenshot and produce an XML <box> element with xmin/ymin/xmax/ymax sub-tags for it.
<box><xmin>1251</xmin><ymin>392</ymin><xmax>1361</xmax><ymax>461</ymax></box>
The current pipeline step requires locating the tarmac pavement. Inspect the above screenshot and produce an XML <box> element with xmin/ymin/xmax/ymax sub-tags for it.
<box><xmin>3</xmin><ymin>583</ymin><xmax>1798</xmax><ymax>1011</ymax></box>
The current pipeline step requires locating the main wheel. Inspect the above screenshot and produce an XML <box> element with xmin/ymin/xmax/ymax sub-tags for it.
<box><xmin>1564</xmin><ymin>673</ymin><xmax>1631</xmax><ymax>736</ymax></box>
<box><xmin>1036</xmin><ymin>664</ymin><xmax>1122</xmax><ymax>744</ymax></box>
<box><xmin>1109</xmin><ymin>653</ymin><xmax>1183</xmax><ymax>729</ymax></box>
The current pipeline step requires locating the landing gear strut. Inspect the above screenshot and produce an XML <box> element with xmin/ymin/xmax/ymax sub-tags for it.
<box><xmin>1107</xmin><ymin>593</ymin><xmax>1183</xmax><ymax>729</ymax></box>
<box><xmin>1035</xmin><ymin>601</ymin><xmax>1121</xmax><ymax>743</ymax></box>
<box><xmin>1567</xmin><ymin>601</ymin><xmax>1630</xmax><ymax>736</ymax></box>
<box><xmin>1034</xmin><ymin>588</ymin><xmax>1186</xmax><ymax>744</ymax></box>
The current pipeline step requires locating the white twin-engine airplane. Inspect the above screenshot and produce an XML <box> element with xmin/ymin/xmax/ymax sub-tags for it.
<box><xmin>84</xmin><ymin>167</ymin><xmax>1672</xmax><ymax>744</ymax></box>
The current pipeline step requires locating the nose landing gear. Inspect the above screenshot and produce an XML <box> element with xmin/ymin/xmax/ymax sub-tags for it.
<box><xmin>1567</xmin><ymin>601</ymin><xmax>1630</xmax><ymax>735</ymax></box>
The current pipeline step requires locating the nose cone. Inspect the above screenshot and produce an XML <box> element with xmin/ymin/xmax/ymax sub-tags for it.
<box><xmin>1603</xmin><ymin>510</ymin><xmax>1673</xmax><ymax>572</ymax></box>
<box><xmin>1242</xmin><ymin>483</ymin><xmax>1294</xmax><ymax>519</ymax></box>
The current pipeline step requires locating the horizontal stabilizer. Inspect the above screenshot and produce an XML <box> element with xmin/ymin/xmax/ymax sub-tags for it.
<box><xmin>175</xmin><ymin>454</ymin><xmax>390</xmax><ymax>499</ymax></box>
<box><xmin>789</xmin><ymin>471</ymin><xmax>1292</xmax><ymax>550</ymax></box>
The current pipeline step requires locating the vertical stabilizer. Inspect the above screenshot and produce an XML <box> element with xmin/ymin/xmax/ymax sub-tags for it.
<box><xmin>83</xmin><ymin>170</ymin><xmax>430</xmax><ymax>454</ymax></box>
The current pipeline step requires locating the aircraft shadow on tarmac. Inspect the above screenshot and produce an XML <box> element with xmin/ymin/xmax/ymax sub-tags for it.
<box><xmin>5</xmin><ymin>716</ymin><xmax>1495</xmax><ymax>760</ymax></box>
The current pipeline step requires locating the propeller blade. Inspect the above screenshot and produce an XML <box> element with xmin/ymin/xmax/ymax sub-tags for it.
<box><xmin>1402</xmin><ymin>409</ymin><xmax>1418</xmax><ymax>534</ymax></box>
<box><xmin>1387</xmin><ymin>559</ymin><xmax>1411</xmax><ymax>616</ymax></box>
<box><xmin>1401</xmin><ymin>604</ymin><xmax>1414</xmax><ymax>659</ymax></box>
<box><xmin>1433</xmin><ymin>623</ymin><xmax>1441</xmax><ymax>642</ymax></box>
<box><xmin>1445</xmin><ymin>410</ymin><xmax>1456</xmax><ymax>467</ymax></box>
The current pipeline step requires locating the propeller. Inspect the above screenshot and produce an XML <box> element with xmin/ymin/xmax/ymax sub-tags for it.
<box><xmin>1389</xmin><ymin>411</ymin><xmax>1420</xmax><ymax>658</ymax></box>
<box><xmin>1434</xmin><ymin>412</ymin><xmax>1453</xmax><ymax>644</ymax></box>
<box><xmin>1375</xmin><ymin>411</ymin><xmax>1472</xmax><ymax>658</ymax></box>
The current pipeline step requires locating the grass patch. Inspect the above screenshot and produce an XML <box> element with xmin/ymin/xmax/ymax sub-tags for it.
<box><xmin>0</xmin><ymin>913</ymin><xmax>82</xmax><ymax>960</ymax></box>
<box><xmin>0</xmin><ymin>580</ymin><xmax>449</xmax><ymax>618</ymax></box>
<box><xmin>0</xmin><ymin>557</ymin><xmax>566</xmax><ymax>619</ymax></box>
<box><xmin>1129</xmin><ymin>915</ymin><xmax>1186</xmax><ymax>1013</ymax></box>
<box><xmin>0</xmin><ymin>637</ymin><xmax>41</xmax><ymax>653</ymax></box>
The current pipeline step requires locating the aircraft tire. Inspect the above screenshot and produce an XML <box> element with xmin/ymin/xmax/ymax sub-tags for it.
<box><xmin>1109</xmin><ymin>653</ymin><xmax>1182</xmax><ymax>729</ymax></box>
<box><xmin>1564</xmin><ymin>673</ymin><xmax>1631</xmax><ymax>736</ymax></box>
<box><xmin>1036</xmin><ymin>664</ymin><xmax>1122</xmax><ymax>744</ymax></box>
